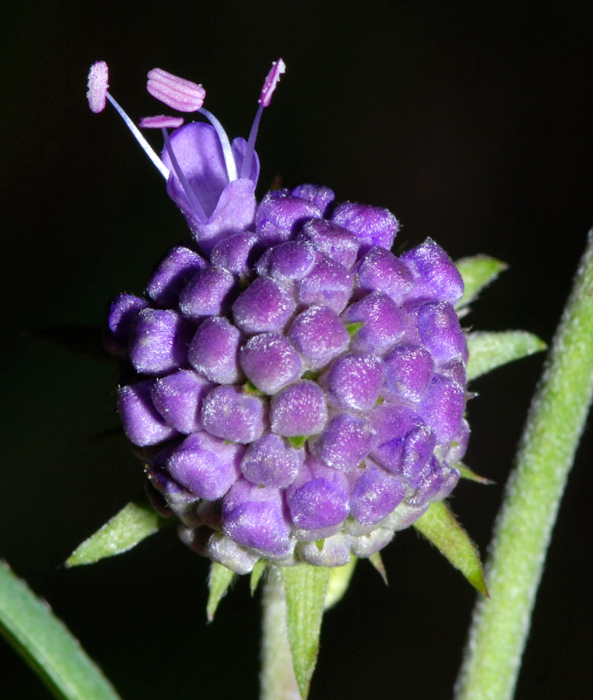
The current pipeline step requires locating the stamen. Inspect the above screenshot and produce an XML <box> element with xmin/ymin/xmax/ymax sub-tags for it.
<box><xmin>198</xmin><ymin>107</ymin><xmax>239</xmax><ymax>182</ymax></box>
<box><xmin>161</xmin><ymin>128</ymin><xmax>208</xmax><ymax>223</ymax></box>
<box><xmin>87</xmin><ymin>62</ymin><xmax>170</xmax><ymax>180</ymax></box>
<box><xmin>105</xmin><ymin>94</ymin><xmax>170</xmax><ymax>180</ymax></box>
<box><xmin>140</xmin><ymin>115</ymin><xmax>185</xmax><ymax>129</ymax></box>
<box><xmin>240</xmin><ymin>59</ymin><xmax>286</xmax><ymax>179</ymax></box>
<box><xmin>87</xmin><ymin>61</ymin><xmax>109</xmax><ymax>113</ymax></box>
<box><xmin>259</xmin><ymin>58</ymin><xmax>286</xmax><ymax>108</ymax></box>
<box><xmin>146</xmin><ymin>68</ymin><xmax>206</xmax><ymax>113</ymax></box>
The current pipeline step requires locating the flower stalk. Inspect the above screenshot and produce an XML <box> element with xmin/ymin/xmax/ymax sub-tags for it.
<box><xmin>455</xmin><ymin>229</ymin><xmax>593</xmax><ymax>699</ymax></box>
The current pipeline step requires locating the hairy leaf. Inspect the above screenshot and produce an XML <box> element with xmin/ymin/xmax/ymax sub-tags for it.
<box><xmin>207</xmin><ymin>563</ymin><xmax>235</xmax><ymax>622</ymax></box>
<box><xmin>0</xmin><ymin>561</ymin><xmax>121</xmax><ymax>700</ymax></box>
<box><xmin>66</xmin><ymin>501</ymin><xmax>167</xmax><ymax>567</ymax></box>
<box><xmin>467</xmin><ymin>331</ymin><xmax>546</xmax><ymax>381</ymax></box>
<box><xmin>324</xmin><ymin>558</ymin><xmax>357</xmax><ymax>610</ymax></box>
<box><xmin>281</xmin><ymin>564</ymin><xmax>331</xmax><ymax>699</ymax></box>
<box><xmin>250</xmin><ymin>559</ymin><xmax>268</xmax><ymax>596</ymax></box>
<box><xmin>413</xmin><ymin>501</ymin><xmax>488</xmax><ymax>596</ymax></box>
<box><xmin>455</xmin><ymin>256</ymin><xmax>507</xmax><ymax>310</ymax></box>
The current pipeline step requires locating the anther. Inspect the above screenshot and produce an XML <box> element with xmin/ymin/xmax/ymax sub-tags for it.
<box><xmin>87</xmin><ymin>61</ymin><xmax>109</xmax><ymax>113</ymax></box>
<box><xmin>140</xmin><ymin>115</ymin><xmax>185</xmax><ymax>129</ymax></box>
<box><xmin>146</xmin><ymin>68</ymin><xmax>206</xmax><ymax>113</ymax></box>
<box><xmin>240</xmin><ymin>59</ymin><xmax>286</xmax><ymax>179</ymax></box>
<box><xmin>259</xmin><ymin>59</ymin><xmax>286</xmax><ymax>108</ymax></box>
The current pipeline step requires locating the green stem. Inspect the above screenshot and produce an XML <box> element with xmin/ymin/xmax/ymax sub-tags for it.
<box><xmin>260</xmin><ymin>568</ymin><xmax>301</xmax><ymax>700</ymax></box>
<box><xmin>455</xmin><ymin>230</ymin><xmax>593</xmax><ymax>699</ymax></box>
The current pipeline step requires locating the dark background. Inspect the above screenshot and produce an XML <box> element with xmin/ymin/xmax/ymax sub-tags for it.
<box><xmin>2</xmin><ymin>1</ymin><xmax>592</xmax><ymax>697</ymax></box>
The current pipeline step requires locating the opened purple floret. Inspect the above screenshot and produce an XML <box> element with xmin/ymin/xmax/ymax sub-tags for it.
<box><xmin>89</xmin><ymin>59</ymin><xmax>469</xmax><ymax>573</ymax></box>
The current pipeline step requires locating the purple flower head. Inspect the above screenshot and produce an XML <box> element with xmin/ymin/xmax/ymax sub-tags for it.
<box><xmin>90</xmin><ymin>59</ymin><xmax>470</xmax><ymax>573</ymax></box>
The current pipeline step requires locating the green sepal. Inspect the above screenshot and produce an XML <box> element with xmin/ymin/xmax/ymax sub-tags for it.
<box><xmin>207</xmin><ymin>562</ymin><xmax>236</xmax><ymax>622</ymax></box>
<box><xmin>0</xmin><ymin>561</ymin><xmax>122</xmax><ymax>700</ymax></box>
<box><xmin>29</xmin><ymin>324</ymin><xmax>113</xmax><ymax>362</ymax></box>
<box><xmin>368</xmin><ymin>552</ymin><xmax>388</xmax><ymax>585</ymax></box>
<box><xmin>250</xmin><ymin>559</ymin><xmax>268</xmax><ymax>596</ymax></box>
<box><xmin>345</xmin><ymin>321</ymin><xmax>363</xmax><ymax>337</ymax></box>
<box><xmin>281</xmin><ymin>564</ymin><xmax>331</xmax><ymax>699</ymax></box>
<box><xmin>413</xmin><ymin>501</ymin><xmax>488</xmax><ymax>596</ymax></box>
<box><xmin>466</xmin><ymin>331</ymin><xmax>546</xmax><ymax>381</ymax></box>
<box><xmin>457</xmin><ymin>462</ymin><xmax>495</xmax><ymax>484</ymax></box>
<box><xmin>288</xmin><ymin>435</ymin><xmax>308</xmax><ymax>448</ymax></box>
<box><xmin>324</xmin><ymin>557</ymin><xmax>357</xmax><ymax>610</ymax></box>
<box><xmin>455</xmin><ymin>256</ymin><xmax>508</xmax><ymax>310</ymax></box>
<box><xmin>66</xmin><ymin>501</ymin><xmax>167</xmax><ymax>567</ymax></box>
<box><xmin>244</xmin><ymin>380</ymin><xmax>265</xmax><ymax>396</ymax></box>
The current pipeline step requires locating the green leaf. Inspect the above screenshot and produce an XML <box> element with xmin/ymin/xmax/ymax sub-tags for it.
<box><xmin>368</xmin><ymin>552</ymin><xmax>388</xmax><ymax>585</ymax></box>
<box><xmin>455</xmin><ymin>256</ymin><xmax>508</xmax><ymax>310</ymax></box>
<box><xmin>66</xmin><ymin>501</ymin><xmax>167</xmax><ymax>567</ymax></box>
<box><xmin>281</xmin><ymin>564</ymin><xmax>331</xmax><ymax>699</ymax></box>
<box><xmin>413</xmin><ymin>501</ymin><xmax>488</xmax><ymax>596</ymax></box>
<box><xmin>250</xmin><ymin>559</ymin><xmax>268</xmax><ymax>596</ymax></box>
<box><xmin>456</xmin><ymin>462</ymin><xmax>494</xmax><ymax>485</ymax></box>
<box><xmin>466</xmin><ymin>331</ymin><xmax>547</xmax><ymax>381</ymax></box>
<box><xmin>324</xmin><ymin>557</ymin><xmax>357</xmax><ymax>610</ymax></box>
<box><xmin>207</xmin><ymin>562</ymin><xmax>235</xmax><ymax>622</ymax></box>
<box><xmin>0</xmin><ymin>560</ymin><xmax>122</xmax><ymax>700</ymax></box>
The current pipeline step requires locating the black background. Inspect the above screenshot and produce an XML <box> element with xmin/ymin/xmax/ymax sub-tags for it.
<box><xmin>2</xmin><ymin>1</ymin><xmax>593</xmax><ymax>698</ymax></box>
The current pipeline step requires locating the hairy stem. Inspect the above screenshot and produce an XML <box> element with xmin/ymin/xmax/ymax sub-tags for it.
<box><xmin>455</xmin><ymin>229</ymin><xmax>593</xmax><ymax>699</ymax></box>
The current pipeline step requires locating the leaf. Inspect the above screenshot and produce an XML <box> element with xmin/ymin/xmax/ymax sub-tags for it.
<box><xmin>250</xmin><ymin>559</ymin><xmax>268</xmax><ymax>596</ymax></box>
<box><xmin>413</xmin><ymin>501</ymin><xmax>488</xmax><ymax>596</ymax></box>
<box><xmin>368</xmin><ymin>552</ymin><xmax>388</xmax><ymax>585</ymax></box>
<box><xmin>207</xmin><ymin>563</ymin><xmax>236</xmax><ymax>622</ymax></box>
<box><xmin>466</xmin><ymin>331</ymin><xmax>547</xmax><ymax>381</ymax></box>
<box><xmin>456</xmin><ymin>462</ymin><xmax>495</xmax><ymax>485</ymax></box>
<box><xmin>66</xmin><ymin>501</ymin><xmax>167</xmax><ymax>567</ymax></box>
<box><xmin>0</xmin><ymin>560</ymin><xmax>122</xmax><ymax>700</ymax></box>
<box><xmin>29</xmin><ymin>325</ymin><xmax>112</xmax><ymax>362</ymax></box>
<box><xmin>281</xmin><ymin>564</ymin><xmax>331</xmax><ymax>699</ymax></box>
<box><xmin>324</xmin><ymin>557</ymin><xmax>357</xmax><ymax>610</ymax></box>
<box><xmin>455</xmin><ymin>256</ymin><xmax>508</xmax><ymax>310</ymax></box>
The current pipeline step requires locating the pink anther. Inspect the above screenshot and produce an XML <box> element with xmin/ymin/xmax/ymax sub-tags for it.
<box><xmin>87</xmin><ymin>61</ymin><xmax>109</xmax><ymax>113</ymax></box>
<box><xmin>259</xmin><ymin>59</ymin><xmax>286</xmax><ymax>108</ymax></box>
<box><xmin>146</xmin><ymin>68</ymin><xmax>206</xmax><ymax>113</ymax></box>
<box><xmin>140</xmin><ymin>115</ymin><xmax>185</xmax><ymax>129</ymax></box>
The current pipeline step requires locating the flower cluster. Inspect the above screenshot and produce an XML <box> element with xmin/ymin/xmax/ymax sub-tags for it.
<box><xmin>90</xmin><ymin>61</ymin><xmax>469</xmax><ymax>573</ymax></box>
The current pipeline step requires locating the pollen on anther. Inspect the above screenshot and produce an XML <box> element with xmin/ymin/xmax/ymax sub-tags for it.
<box><xmin>140</xmin><ymin>115</ymin><xmax>185</xmax><ymax>129</ymax></box>
<box><xmin>87</xmin><ymin>61</ymin><xmax>109</xmax><ymax>113</ymax></box>
<box><xmin>259</xmin><ymin>59</ymin><xmax>286</xmax><ymax>108</ymax></box>
<box><xmin>147</xmin><ymin>68</ymin><xmax>206</xmax><ymax>113</ymax></box>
